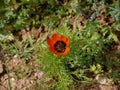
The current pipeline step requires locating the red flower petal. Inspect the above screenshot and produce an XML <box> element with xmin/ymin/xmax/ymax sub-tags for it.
<box><xmin>52</xmin><ymin>34</ymin><xmax>60</xmax><ymax>40</ymax></box>
<box><xmin>47</xmin><ymin>38</ymin><xmax>55</xmax><ymax>47</ymax></box>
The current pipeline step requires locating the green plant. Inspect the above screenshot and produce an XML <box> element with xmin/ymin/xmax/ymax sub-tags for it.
<box><xmin>90</xmin><ymin>64</ymin><xmax>103</xmax><ymax>74</ymax></box>
<box><xmin>36</xmin><ymin>18</ymin><xmax>118</xmax><ymax>89</ymax></box>
<box><xmin>0</xmin><ymin>0</ymin><xmax>71</xmax><ymax>31</ymax></box>
<box><xmin>109</xmin><ymin>0</ymin><xmax>120</xmax><ymax>21</ymax></box>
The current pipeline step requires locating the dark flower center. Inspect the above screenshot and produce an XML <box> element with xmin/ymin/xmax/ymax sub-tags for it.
<box><xmin>54</xmin><ymin>41</ymin><xmax>66</xmax><ymax>52</ymax></box>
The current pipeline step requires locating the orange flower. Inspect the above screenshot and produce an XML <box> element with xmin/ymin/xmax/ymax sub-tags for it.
<box><xmin>47</xmin><ymin>34</ymin><xmax>70</xmax><ymax>56</ymax></box>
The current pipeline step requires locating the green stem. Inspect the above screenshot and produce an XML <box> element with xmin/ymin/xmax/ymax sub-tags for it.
<box><xmin>5</xmin><ymin>65</ymin><xmax>12</xmax><ymax>90</ymax></box>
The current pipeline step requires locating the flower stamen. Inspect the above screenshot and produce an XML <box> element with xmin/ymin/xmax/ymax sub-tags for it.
<box><xmin>54</xmin><ymin>41</ymin><xmax>66</xmax><ymax>52</ymax></box>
